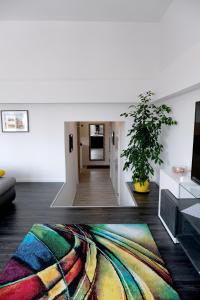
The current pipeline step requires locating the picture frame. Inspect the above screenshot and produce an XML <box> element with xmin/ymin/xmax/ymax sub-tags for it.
<box><xmin>69</xmin><ymin>134</ymin><xmax>73</xmax><ymax>153</ymax></box>
<box><xmin>1</xmin><ymin>110</ymin><xmax>29</xmax><ymax>133</ymax></box>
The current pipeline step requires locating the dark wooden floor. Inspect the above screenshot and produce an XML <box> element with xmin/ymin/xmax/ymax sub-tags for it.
<box><xmin>0</xmin><ymin>182</ymin><xmax>200</xmax><ymax>299</ymax></box>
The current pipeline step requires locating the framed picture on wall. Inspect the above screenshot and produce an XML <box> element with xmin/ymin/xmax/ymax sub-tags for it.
<box><xmin>69</xmin><ymin>134</ymin><xmax>73</xmax><ymax>153</ymax></box>
<box><xmin>1</xmin><ymin>110</ymin><xmax>29</xmax><ymax>132</ymax></box>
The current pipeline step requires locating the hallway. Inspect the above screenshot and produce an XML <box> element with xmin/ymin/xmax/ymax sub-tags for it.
<box><xmin>73</xmin><ymin>168</ymin><xmax>119</xmax><ymax>206</ymax></box>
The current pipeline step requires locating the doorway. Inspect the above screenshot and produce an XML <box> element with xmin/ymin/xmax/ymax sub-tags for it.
<box><xmin>75</xmin><ymin>121</ymin><xmax>120</xmax><ymax>206</ymax></box>
<box><xmin>78</xmin><ymin>122</ymin><xmax>110</xmax><ymax>170</ymax></box>
<box><xmin>89</xmin><ymin>124</ymin><xmax>105</xmax><ymax>161</ymax></box>
<box><xmin>51</xmin><ymin>121</ymin><xmax>132</xmax><ymax>207</ymax></box>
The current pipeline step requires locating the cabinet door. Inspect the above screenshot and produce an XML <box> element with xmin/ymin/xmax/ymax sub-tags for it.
<box><xmin>160</xmin><ymin>190</ymin><xmax>178</xmax><ymax>236</ymax></box>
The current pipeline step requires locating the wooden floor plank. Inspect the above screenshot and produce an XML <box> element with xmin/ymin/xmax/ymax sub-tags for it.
<box><xmin>73</xmin><ymin>168</ymin><xmax>118</xmax><ymax>206</ymax></box>
<box><xmin>0</xmin><ymin>182</ymin><xmax>199</xmax><ymax>299</ymax></box>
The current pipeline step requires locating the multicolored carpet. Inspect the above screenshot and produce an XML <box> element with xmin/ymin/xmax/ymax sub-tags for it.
<box><xmin>0</xmin><ymin>224</ymin><xmax>180</xmax><ymax>300</ymax></box>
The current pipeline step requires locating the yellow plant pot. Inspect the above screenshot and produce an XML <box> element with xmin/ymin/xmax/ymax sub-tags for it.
<box><xmin>0</xmin><ymin>169</ymin><xmax>5</xmax><ymax>177</ymax></box>
<box><xmin>134</xmin><ymin>180</ymin><xmax>150</xmax><ymax>193</ymax></box>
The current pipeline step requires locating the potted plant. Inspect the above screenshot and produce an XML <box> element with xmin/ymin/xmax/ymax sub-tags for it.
<box><xmin>121</xmin><ymin>91</ymin><xmax>177</xmax><ymax>193</ymax></box>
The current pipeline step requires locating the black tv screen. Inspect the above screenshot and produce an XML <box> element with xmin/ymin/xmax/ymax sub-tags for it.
<box><xmin>191</xmin><ymin>101</ymin><xmax>200</xmax><ymax>184</ymax></box>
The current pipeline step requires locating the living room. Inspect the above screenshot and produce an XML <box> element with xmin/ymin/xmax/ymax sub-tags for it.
<box><xmin>0</xmin><ymin>0</ymin><xmax>200</xmax><ymax>299</ymax></box>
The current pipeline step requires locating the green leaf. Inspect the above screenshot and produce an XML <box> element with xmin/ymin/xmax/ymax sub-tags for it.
<box><xmin>120</xmin><ymin>91</ymin><xmax>177</xmax><ymax>183</ymax></box>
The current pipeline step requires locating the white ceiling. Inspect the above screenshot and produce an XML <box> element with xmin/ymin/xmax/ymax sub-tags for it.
<box><xmin>0</xmin><ymin>0</ymin><xmax>172</xmax><ymax>22</ymax></box>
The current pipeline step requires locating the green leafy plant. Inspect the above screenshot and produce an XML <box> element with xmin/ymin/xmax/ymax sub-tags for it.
<box><xmin>121</xmin><ymin>91</ymin><xmax>177</xmax><ymax>184</ymax></box>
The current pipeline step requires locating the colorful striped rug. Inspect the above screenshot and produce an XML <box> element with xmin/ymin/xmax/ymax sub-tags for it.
<box><xmin>0</xmin><ymin>224</ymin><xmax>180</xmax><ymax>299</ymax></box>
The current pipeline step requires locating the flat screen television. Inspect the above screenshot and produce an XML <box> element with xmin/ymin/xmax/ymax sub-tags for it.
<box><xmin>191</xmin><ymin>101</ymin><xmax>200</xmax><ymax>184</ymax></box>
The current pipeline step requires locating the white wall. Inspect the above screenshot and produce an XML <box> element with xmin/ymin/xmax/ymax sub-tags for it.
<box><xmin>0</xmin><ymin>104</ymin><xmax>66</xmax><ymax>182</ymax></box>
<box><xmin>80</xmin><ymin>122</ymin><xmax>110</xmax><ymax>166</ymax></box>
<box><xmin>1</xmin><ymin>6</ymin><xmax>200</xmax><ymax>101</ymax></box>
<box><xmin>154</xmin><ymin>87</ymin><xmax>200</xmax><ymax>183</ymax></box>
<box><xmin>110</xmin><ymin>122</ymin><xmax>120</xmax><ymax>197</ymax></box>
<box><xmin>0</xmin><ymin>103</ymin><xmax>134</xmax><ymax>204</ymax></box>
<box><xmin>64</xmin><ymin>122</ymin><xmax>78</xmax><ymax>204</ymax></box>
<box><xmin>0</xmin><ymin>103</ymin><xmax>129</xmax><ymax>181</ymax></box>
<box><xmin>0</xmin><ymin>21</ymin><xmax>158</xmax><ymax>103</ymax></box>
<box><xmin>158</xmin><ymin>0</ymin><xmax>200</xmax><ymax>98</ymax></box>
<box><xmin>118</xmin><ymin>120</ymin><xmax>135</xmax><ymax>206</ymax></box>
<box><xmin>0</xmin><ymin>4</ymin><xmax>199</xmax><ymax>101</ymax></box>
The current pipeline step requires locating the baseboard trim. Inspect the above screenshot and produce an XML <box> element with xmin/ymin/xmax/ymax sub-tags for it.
<box><xmin>87</xmin><ymin>165</ymin><xmax>110</xmax><ymax>169</ymax></box>
<box><xmin>16</xmin><ymin>178</ymin><xmax>65</xmax><ymax>183</ymax></box>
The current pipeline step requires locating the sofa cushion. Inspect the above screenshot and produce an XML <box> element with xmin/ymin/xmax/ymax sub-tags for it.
<box><xmin>0</xmin><ymin>177</ymin><xmax>16</xmax><ymax>196</ymax></box>
<box><xmin>0</xmin><ymin>188</ymin><xmax>16</xmax><ymax>206</ymax></box>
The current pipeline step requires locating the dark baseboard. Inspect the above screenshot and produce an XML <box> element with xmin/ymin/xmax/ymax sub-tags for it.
<box><xmin>87</xmin><ymin>165</ymin><xmax>110</xmax><ymax>169</ymax></box>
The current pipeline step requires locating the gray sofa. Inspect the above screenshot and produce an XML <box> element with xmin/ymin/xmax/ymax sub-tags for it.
<box><xmin>0</xmin><ymin>177</ymin><xmax>16</xmax><ymax>206</ymax></box>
